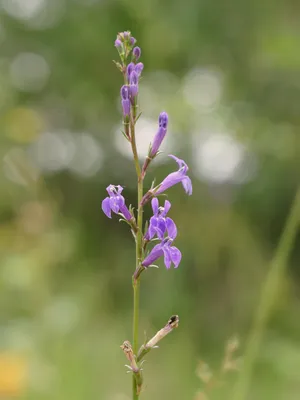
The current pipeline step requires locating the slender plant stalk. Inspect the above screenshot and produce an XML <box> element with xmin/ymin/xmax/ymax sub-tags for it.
<box><xmin>232</xmin><ymin>186</ymin><xmax>300</xmax><ymax>400</ymax></box>
<box><xmin>131</xmin><ymin>106</ymin><xmax>143</xmax><ymax>399</ymax></box>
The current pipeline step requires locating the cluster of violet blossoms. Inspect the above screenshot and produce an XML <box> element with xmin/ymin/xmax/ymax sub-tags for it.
<box><xmin>102</xmin><ymin>31</ymin><xmax>192</xmax><ymax>270</ymax></box>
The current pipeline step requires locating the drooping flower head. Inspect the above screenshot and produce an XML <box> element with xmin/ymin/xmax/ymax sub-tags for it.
<box><xmin>150</xmin><ymin>112</ymin><xmax>169</xmax><ymax>157</ymax></box>
<box><xmin>142</xmin><ymin>237</ymin><xmax>182</xmax><ymax>269</ymax></box>
<box><xmin>145</xmin><ymin>198</ymin><xmax>177</xmax><ymax>241</ymax></box>
<box><xmin>120</xmin><ymin>85</ymin><xmax>130</xmax><ymax>118</ymax></box>
<box><xmin>102</xmin><ymin>185</ymin><xmax>132</xmax><ymax>221</ymax></box>
<box><xmin>140</xmin><ymin>155</ymin><xmax>192</xmax><ymax>206</ymax></box>
<box><xmin>156</xmin><ymin>155</ymin><xmax>192</xmax><ymax>195</ymax></box>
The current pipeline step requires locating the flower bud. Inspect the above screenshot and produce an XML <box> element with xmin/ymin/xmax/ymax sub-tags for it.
<box><xmin>150</xmin><ymin>112</ymin><xmax>168</xmax><ymax>157</ymax></box>
<box><xmin>114</xmin><ymin>39</ymin><xmax>122</xmax><ymax>48</ymax></box>
<box><xmin>130</xmin><ymin>36</ymin><xmax>136</xmax><ymax>45</ymax></box>
<box><xmin>129</xmin><ymin>70</ymin><xmax>139</xmax><ymax>98</ymax></box>
<box><xmin>120</xmin><ymin>85</ymin><xmax>130</xmax><ymax>117</ymax></box>
<box><xmin>135</xmin><ymin>62</ymin><xmax>144</xmax><ymax>77</ymax></box>
<box><xmin>133</xmin><ymin>47</ymin><xmax>141</xmax><ymax>61</ymax></box>
<box><xmin>127</xmin><ymin>62</ymin><xmax>135</xmax><ymax>81</ymax></box>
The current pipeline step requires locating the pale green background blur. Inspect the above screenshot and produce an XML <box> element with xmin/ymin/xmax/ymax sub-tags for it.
<box><xmin>1</xmin><ymin>1</ymin><xmax>300</xmax><ymax>399</ymax></box>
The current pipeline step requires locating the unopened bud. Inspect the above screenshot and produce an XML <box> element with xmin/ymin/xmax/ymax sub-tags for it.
<box><xmin>133</xmin><ymin>47</ymin><xmax>141</xmax><ymax>61</ymax></box>
<box><xmin>120</xmin><ymin>85</ymin><xmax>131</xmax><ymax>117</ymax></box>
<box><xmin>115</xmin><ymin>39</ymin><xmax>122</xmax><ymax>48</ymax></box>
<box><xmin>135</xmin><ymin>62</ymin><xmax>144</xmax><ymax>77</ymax></box>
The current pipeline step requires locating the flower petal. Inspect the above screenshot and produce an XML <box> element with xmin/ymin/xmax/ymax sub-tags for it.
<box><xmin>151</xmin><ymin>197</ymin><xmax>159</xmax><ymax>216</ymax></box>
<box><xmin>147</xmin><ymin>216</ymin><xmax>158</xmax><ymax>240</ymax></box>
<box><xmin>106</xmin><ymin>184</ymin><xmax>115</xmax><ymax>196</ymax></box>
<box><xmin>102</xmin><ymin>197</ymin><xmax>112</xmax><ymax>218</ymax></box>
<box><xmin>168</xmin><ymin>154</ymin><xmax>182</xmax><ymax>165</ymax></box>
<box><xmin>166</xmin><ymin>217</ymin><xmax>177</xmax><ymax>239</ymax></box>
<box><xmin>182</xmin><ymin>176</ymin><xmax>192</xmax><ymax>195</ymax></box>
<box><xmin>110</xmin><ymin>196</ymin><xmax>120</xmax><ymax>213</ymax></box>
<box><xmin>120</xmin><ymin>204</ymin><xmax>132</xmax><ymax>221</ymax></box>
<box><xmin>142</xmin><ymin>244</ymin><xmax>163</xmax><ymax>267</ymax></box>
<box><xmin>170</xmin><ymin>246</ymin><xmax>182</xmax><ymax>268</ymax></box>
<box><xmin>157</xmin><ymin>217</ymin><xmax>166</xmax><ymax>238</ymax></box>
<box><xmin>162</xmin><ymin>246</ymin><xmax>172</xmax><ymax>269</ymax></box>
<box><xmin>116</xmin><ymin>185</ymin><xmax>124</xmax><ymax>194</ymax></box>
<box><xmin>162</xmin><ymin>200</ymin><xmax>171</xmax><ymax>216</ymax></box>
<box><xmin>155</xmin><ymin>171</ymin><xmax>182</xmax><ymax>194</ymax></box>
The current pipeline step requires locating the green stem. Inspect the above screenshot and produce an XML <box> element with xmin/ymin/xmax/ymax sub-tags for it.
<box><xmin>131</xmin><ymin>103</ymin><xmax>143</xmax><ymax>400</ymax></box>
<box><xmin>232</xmin><ymin>187</ymin><xmax>300</xmax><ymax>400</ymax></box>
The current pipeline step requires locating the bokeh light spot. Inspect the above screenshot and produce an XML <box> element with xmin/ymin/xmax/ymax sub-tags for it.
<box><xmin>183</xmin><ymin>68</ymin><xmax>223</xmax><ymax>112</ymax></box>
<box><xmin>4</xmin><ymin>108</ymin><xmax>44</xmax><ymax>143</ymax></box>
<box><xmin>10</xmin><ymin>53</ymin><xmax>50</xmax><ymax>93</ymax></box>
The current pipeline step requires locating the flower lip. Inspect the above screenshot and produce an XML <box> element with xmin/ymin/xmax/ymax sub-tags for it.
<box><xmin>144</xmin><ymin>198</ymin><xmax>176</xmax><ymax>241</ymax></box>
<box><xmin>102</xmin><ymin>184</ymin><xmax>131</xmax><ymax>221</ymax></box>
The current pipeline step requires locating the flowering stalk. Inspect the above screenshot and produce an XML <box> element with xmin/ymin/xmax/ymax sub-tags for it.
<box><xmin>103</xmin><ymin>31</ymin><xmax>193</xmax><ymax>399</ymax></box>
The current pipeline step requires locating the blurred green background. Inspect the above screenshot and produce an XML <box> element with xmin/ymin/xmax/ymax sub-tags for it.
<box><xmin>1</xmin><ymin>0</ymin><xmax>300</xmax><ymax>399</ymax></box>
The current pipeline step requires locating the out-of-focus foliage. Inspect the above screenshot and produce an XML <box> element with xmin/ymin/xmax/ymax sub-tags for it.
<box><xmin>1</xmin><ymin>0</ymin><xmax>300</xmax><ymax>399</ymax></box>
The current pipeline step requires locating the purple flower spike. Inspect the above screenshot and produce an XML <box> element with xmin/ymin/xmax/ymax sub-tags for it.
<box><xmin>129</xmin><ymin>70</ymin><xmax>139</xmax><ymax>98</ymax></box>
<box><xmin>145</xmin><ymin>197</ymin><xmax>177</xmax><ymax>241</ymax></box>
<box><xmin>102</xmin><ymin>185</ymin><xmax>132</xmax><ymax>221</ymax></box>
<box><xmin>115</xmin><ymin>39</ymin><xmax>122</xmax><ymax>48</ymax></box>
<box><xmin>133</xmin><ymin>47</ymin><xmax>141</xmax><ymax>60</ymax></box>
<box><xmin>120</xmin><ymin>85</ymin><xmax>130</xmax><ymax>117</ymax></box>
<box><xmin>155</xmin><ymin>155</ymin><xmax>192</xmax><ymax>196</ymax></box>
<box><xmin>150</xmin><ymin>112</ymin><xmax>168</xmax><ymax>157</ymax></box>
<box><xmin>135</xmin><ymin>62</ymin><xmax>144</xmax><ymax>77</ymax></box>
<box><xmin>130</xmin><ymin>37</ymin><xmax>137</xmax><ymax>45</ymax></box>
<box><xmin>142</xmin><ymin>238</ymin><xmax>182</xmax><ymax>269</ymax></box>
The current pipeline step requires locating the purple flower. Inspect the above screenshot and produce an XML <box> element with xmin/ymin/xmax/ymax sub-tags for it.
<box><xmin>102</xmin><ymin>185</ymin><xmax>132</xmax><ymax>221</ymax></box>
<box><xmin>120</xmin><ymin>85</ymin><xmax>130</xmax><ymax>117</ymax></box>
<box><xmin>155</xmin><ymin>155</ymin><xmax>192</xmax><ymax>196</ymax></box>
<box><xmin>130</xmin><ymin>37</ymin><xmax>137</xmax><ymax>45</ymax></box>
<box><xmin>135</xmin><ymin>62</ymin><xmax>144</xmax><ymax>77</ymax></box>
<box><xmin>145</xmin><ymin>198</ymin><xmax>177</xmax><ymax>240</ymax></box>
<box><xmin>142</xmin><ymin>237</ymin><xmax>182</xmax><ymax>269</ymax></box>
<box><xmin>133</xmin><ymin>47</ymin><xmax>141</xmax><ymax>60</ymax></box>
<box><xmin>150</xmin><ymin>112</ymin><xmax>168</xmax><ymax>157</ymax></box>
<box><xmin>115</xmin><ymin>39</ymin><xmax>122</xmax><ymax>48</ymax></box>
<box><xmin>129</xmin><ymin>70</ymin><xmax>139</xmax><ymax>98</ymax></box>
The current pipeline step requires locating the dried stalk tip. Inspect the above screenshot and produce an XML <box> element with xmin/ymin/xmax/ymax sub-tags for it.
<box><xmin>168</xmin><ymin>315</ymin><xmax>179</xmax><ymax>328</ymax></box>
<box><xmin>120</xmin><ymin>341</ymin><xmax>143</xmax><ymax>393</ymax></box>
<box><xmin>137</xmin><ymin>315</ymin><xmax>179</xmax><ymax>361</ymax></box>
